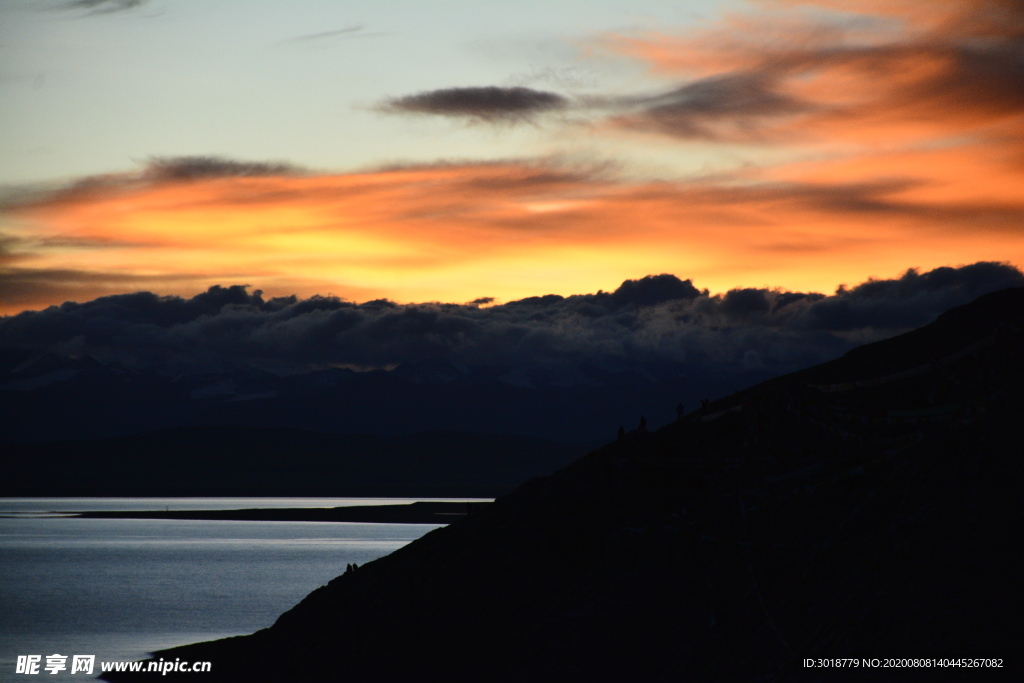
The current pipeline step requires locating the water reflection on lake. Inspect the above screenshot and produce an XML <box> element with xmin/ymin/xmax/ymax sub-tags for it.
<box><xmin>0</xmin><ymin>498</ymin><xmax>450</xmax><ymax>676</ymax></box>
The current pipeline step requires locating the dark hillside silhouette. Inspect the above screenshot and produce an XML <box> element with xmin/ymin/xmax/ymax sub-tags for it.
<box><xmin>100</xmin><ymin>286</ymin><xmax>1023</xmax><ymax>681</ymax></box>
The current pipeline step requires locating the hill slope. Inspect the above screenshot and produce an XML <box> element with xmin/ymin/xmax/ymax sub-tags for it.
<box><xmin>105</xmin><ymin>287</ymin><xmax>1024</xmax><ymax>682</ymax></box>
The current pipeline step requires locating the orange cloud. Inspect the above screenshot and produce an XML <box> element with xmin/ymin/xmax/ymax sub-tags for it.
<box><xmin>3</xmin><ymin>151</ymin><xmax>1022</xmax><ymax>316</ymax></box>
<box><xmin>3</xmin><ymin>0</ymin><xmax>1023</xmax><ymax>315</ymax></box>
<box><xmin>602</xmin><ymin>0</ymin><xmax>1024</xmax><ymax>148</ymax></box>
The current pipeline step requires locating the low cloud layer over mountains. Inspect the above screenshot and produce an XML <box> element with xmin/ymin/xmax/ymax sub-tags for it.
<box><xmin>2</xmin><ymin>262</ymin><xmax>1019</xmax><ymax>383</ymax></box>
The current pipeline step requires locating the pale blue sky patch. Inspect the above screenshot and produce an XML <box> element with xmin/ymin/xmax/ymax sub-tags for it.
<box><xmin>0</xmin><ymin>0</ymin><xmax>743</xmax><ymax>184</ymax></box>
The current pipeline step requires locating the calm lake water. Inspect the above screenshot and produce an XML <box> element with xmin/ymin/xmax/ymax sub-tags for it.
<box><xmin>0</xmin><ymin>498</ymin><xmax>479</xmax><ymax>681</ymax></box>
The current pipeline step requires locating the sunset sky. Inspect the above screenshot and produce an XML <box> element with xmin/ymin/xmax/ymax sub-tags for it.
<box><xmin>2</xmin><ymin>0</ymin><xmax>1022</xmax><ymax>315</ymax></box>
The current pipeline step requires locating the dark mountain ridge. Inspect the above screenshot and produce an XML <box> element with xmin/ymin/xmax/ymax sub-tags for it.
<box><xmin>0</xmin><ymin>349</ymin><xmax>719</xmax><ymax>443</ymax></box>
<box><xmin>105</xmin><ymin>287</ymin><xmax>1024</xmax><ymax>681</ymax></box>
<box><xmin>1</xmin><ymin>427</ymin><xmax>591</xmax><ymax>497</ymax></box>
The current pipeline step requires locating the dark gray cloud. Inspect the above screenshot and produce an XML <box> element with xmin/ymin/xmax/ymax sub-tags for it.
<box><xmin>608</xmin><ymin>273</ymin><xmax>701</xmax><ymax>308</ymax></box>
<box><xmin>64</xmin><ymin>0</ymin><xmax>147</xmax><ymax>14</ymax></box>
<box><xmin>374</xmin><ymin>75</ymin><xmax>811</xmax><ymax>137</ymax></box>
<box><xmin>378</xmin><ymin>87</ymin><xmax>570</xmax><ymax>123</ymax></box>
<box><xmin>142</xmin><ymin>156</ymin><xmax>304</xmax><ymax>181</ymax></box>
<box><xmin>2</xmin><ymin>263</ymin><xmax>1019</xmax><ymax>385</ymax></box>
<box><xmin>614</xmin><ymin>74</ymin><xmax>813</xmax><ymax>142</ymax></box>
<box><xmin>285</xmin><ymin>25</ymin><xmax>364</xmax><ymax>42</ymax></box>
<box><xmin>280</xmin><ymin>25</ymin><xmax>388</xmax><ymax>44</ymax></box>
<box><xmin>1</xmin><ymin>156</ymin><xmax>307</xmax><ymax>211</ymax></box>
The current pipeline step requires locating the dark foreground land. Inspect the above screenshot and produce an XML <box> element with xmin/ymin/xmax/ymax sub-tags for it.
<box><xmin>105</xmin><ymin>288</ymin><xmax>1024</xmax><ymax>682</ymax></box>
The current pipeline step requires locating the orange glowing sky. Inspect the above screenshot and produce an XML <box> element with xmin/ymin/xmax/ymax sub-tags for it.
<box><xmin>2</xmin><ymin>0</ymin><xmax>1022</xmax><ymax>314</ymax></box>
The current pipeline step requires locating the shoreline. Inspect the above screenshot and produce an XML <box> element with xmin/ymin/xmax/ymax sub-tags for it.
<box><xmin>69</xmin><ymin>501</ymin><xmax>489</xmax><ymax>524</ymax></box>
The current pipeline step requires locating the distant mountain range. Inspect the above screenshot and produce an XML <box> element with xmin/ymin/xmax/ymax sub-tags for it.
<box><xmin>103</xmin><ymin>286</ymin><xmax>1024</xmax><ymax>681</ymax></box>
<box><xmin>0</xmin><ymin>335</ymin><xmax>754</xmax><ymax>496</ymax></box>
<box><xmin>0</xmin><ymin>347</ymin><xmax>745</xmax><ymax>443</ymax></box>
